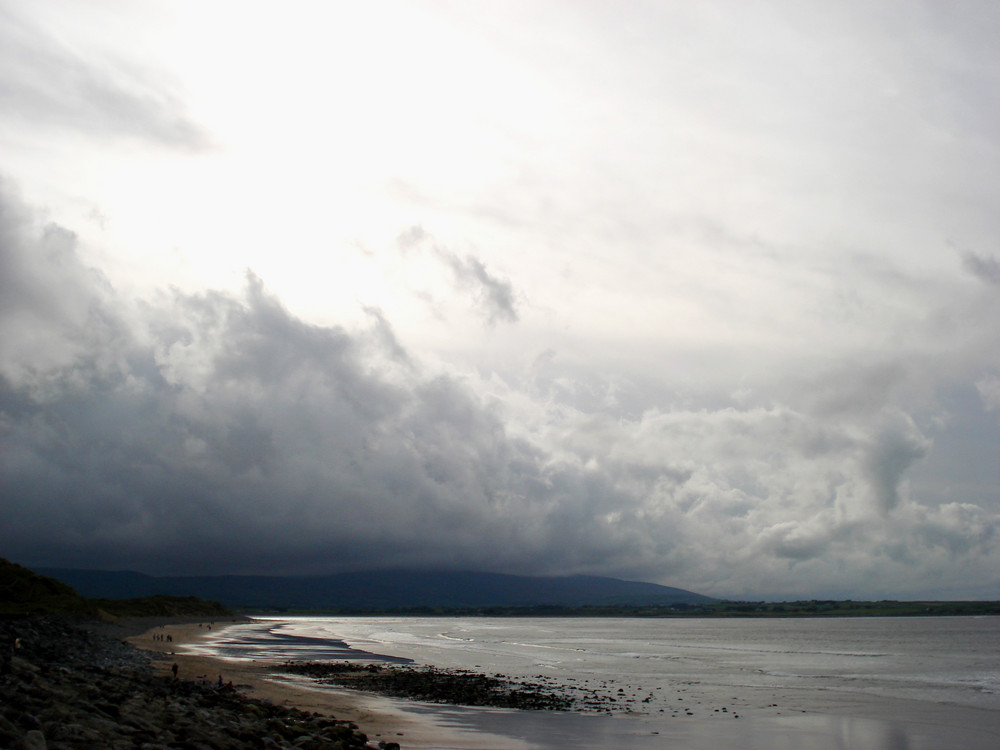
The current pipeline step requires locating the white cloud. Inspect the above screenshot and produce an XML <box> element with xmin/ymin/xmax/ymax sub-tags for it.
<box><xmin>0</xmin><ymin>2</ymin><xmax>209</xmax><ymax>149</ymax></box>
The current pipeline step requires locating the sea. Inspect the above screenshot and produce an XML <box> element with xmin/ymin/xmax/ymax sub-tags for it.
<box><xmin>186</xmin><ymin>616</ymin><xmax>1000</xmax><ymax>750</ymax></box>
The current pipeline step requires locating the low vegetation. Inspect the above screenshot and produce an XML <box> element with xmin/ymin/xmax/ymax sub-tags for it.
<box><xmin>690</xmin><ymin>599</ymin><xmax>1000</xmax><ymax>617</ymax></box>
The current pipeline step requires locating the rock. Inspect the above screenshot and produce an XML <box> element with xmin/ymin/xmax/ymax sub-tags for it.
<box><xmin>0</xmin><ymin>617</ymin><xmax>375</xmax><ymax>750</ymax></box>
<box><xmin>22</xmin><ymin>729</ymin><xmax>47</xmax><ymax>750</ymax></box>
<box><xmin>10</xmin><ymin>656</ymin><xmax>40</xmax><ymax>675</ymax></box>
<box><xmin>17</xmin><ymin>712</ymin><xmax>41</xmax><ymax>730</ymax></box>
<box><xmin>0</xmin><ymin>713</ymin><xmax>18</xmax><ymax>735</ymax></box>
<box><xmin>283</xmin><ymin>661</ymin><xmax>575</xmax><ymax>710</ymax></box>
<box><xmin>51</xmin><ymin>721</ymin><xmax>105</xmax><ymax>743</ymax></box>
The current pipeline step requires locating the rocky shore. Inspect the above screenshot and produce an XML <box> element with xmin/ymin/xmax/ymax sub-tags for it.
<box><xmin>279</xmin><ymin>660</ymin><xmax>691</xmax><ymax>716</ymax></box>
<box><xmin>0</xmin><ymin>616</ymin><xmax>379</xmax><ymax>750</ymax></box>
<box><xmin>284</xmin><ymin>662</ymin><xmax>574</xmax><ymax>711</ymax></box>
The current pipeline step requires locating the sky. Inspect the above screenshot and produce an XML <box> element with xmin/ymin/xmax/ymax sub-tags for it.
<box><xmin>1</xmin><ymin>0</ymin><xmax>999</xmax><ymax>600</ymax></box>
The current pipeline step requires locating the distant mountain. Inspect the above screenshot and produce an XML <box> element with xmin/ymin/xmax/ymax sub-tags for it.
<box><xmin>38</xmin><ymin>568</ymin><xmax>714</xmax><ymax>611</ymax></box>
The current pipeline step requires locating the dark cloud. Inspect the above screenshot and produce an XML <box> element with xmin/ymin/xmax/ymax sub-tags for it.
<box><xmin>763</xmin><ymin>521</ymin><xmax>863</xmax><ymax>563</ymax></box>
<box><xmin>0</xmin><ymin>5</ymin><xmax>211</xmax><ymax>149</ymax></box>
<box><xmin>861</xmin><ymin>414</ymin><xmax>930</xmax><ymax>514</ymax></box>
<box><xmin>961</xmin><ymin>251</ymin><xmax>1000</xmax><ymax>286</ymax></box>
<box><xmin>0</xmin><ymin>189</ymin><xmax>605</xmax><ymax>576</ymax></box>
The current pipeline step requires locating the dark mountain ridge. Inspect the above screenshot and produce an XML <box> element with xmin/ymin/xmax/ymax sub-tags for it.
<box><xmin>38</xmin><ymin>567</ymin><xmax>714</xmax><ymax>611</ymax></box>
<box><xmin>1</xmin><ymin>557</ymin><xmax>230</xmax><ymax>617</ymax></box>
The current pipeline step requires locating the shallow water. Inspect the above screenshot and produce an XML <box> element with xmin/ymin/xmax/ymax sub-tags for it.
<box><xmin>187</xmin><ymin>616</ymin><xmax>1000</xmax><ymax>749</ymax></box>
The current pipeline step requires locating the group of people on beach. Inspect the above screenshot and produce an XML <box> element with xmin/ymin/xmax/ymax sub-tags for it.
<box><xmin>158</xmin><ymin>624</ymin><xmax>231</xmax><ymax>692</ymax></box>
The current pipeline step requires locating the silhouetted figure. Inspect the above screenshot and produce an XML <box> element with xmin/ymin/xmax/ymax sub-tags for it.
<box><xmin>171</xmin><ymin>663</ymin><xmax>179</xmax><ymax>679</ymax></box>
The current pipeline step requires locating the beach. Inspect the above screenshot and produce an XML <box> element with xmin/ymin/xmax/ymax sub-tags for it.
<box><xmin>129</xmin><ymin>616</ymin><xmax>1000</xmax><ymax>750</ymax></box>
<box><xmin>127</xmin><ymin>619</ymin><xmax>521</xmax><ymax>750</ymax></box>
<box><xmin>128</xmin><ymin>620</ymin><xmax>638</xmax><ymax>750</ymax></box>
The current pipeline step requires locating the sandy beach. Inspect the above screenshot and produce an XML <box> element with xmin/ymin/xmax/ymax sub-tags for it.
<box><xmin>127</xmin><ymin>620</ymin><xmax>528</xmax><ymax>750</ymax></box>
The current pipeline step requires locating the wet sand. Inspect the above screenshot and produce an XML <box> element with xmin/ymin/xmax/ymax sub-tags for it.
<box><xmin>128</xmin><ymin>620</ymin><xmax>1000</xmax><ymax>750</ymax></box>
<box><xmin>128</xmin><ymin>621</ymin><xmax>528</xmax><ymax>749</ymax></box>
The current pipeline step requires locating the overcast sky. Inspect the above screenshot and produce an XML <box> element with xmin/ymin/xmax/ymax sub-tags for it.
<box><xmin>2</xmin><ymin>0</ymin><xmax>999</xmax><ymax>599</ymax></box>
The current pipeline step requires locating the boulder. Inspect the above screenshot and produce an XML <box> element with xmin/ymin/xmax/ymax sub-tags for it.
<box><xmin>22</xmin><ymin>729</ymin><xmax>47</xmax><ymax>750</ymax></box>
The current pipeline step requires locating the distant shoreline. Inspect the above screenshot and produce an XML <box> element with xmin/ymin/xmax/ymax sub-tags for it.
<box><xmin>234</xmin><ymin>600</ymin><xmax>1000</xmax><ymax>617</ymax></box>
<box><xmin>35</xmin><ymin>564</ymin><xmax>999</xmax><ymax>616</ymax></box>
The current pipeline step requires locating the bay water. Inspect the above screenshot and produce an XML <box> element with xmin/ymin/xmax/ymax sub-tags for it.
<box><xmin>188</xmin><ymin>616</ymin><xmax>1000</xmax><ymax>749</ymax></box>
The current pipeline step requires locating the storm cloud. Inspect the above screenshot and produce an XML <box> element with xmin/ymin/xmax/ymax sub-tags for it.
<box><xmin>2</xmin><ymin>185</ymin><xmax>997</xmax><ymax>598</ymax></box>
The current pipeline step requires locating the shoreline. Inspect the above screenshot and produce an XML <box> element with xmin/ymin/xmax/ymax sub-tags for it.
<box><xmin>127</xmin><ymin>616</ymin><xmax>1000</xmax><ymax>750</ymax></box>
<box><xmin>126</xmin><ymin>617</ymin><xmax>524</xmax><ymax>750</ymax></box>
<box><xmin>127</xmin><ymin>620</ymin><xmax>400</xmax><ymax>733</ymax></box>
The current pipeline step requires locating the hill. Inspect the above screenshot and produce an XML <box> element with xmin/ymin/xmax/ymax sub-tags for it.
<box><xmin>0</xmin><ymin>558</ymin><xmax>92</xmax><ymax>615</ymax></box>
<box><xmin>0</xmin><ymin>558</ymin><xmax>231</xmax><ymax>617</ymax></box>
<box><xmin>38</xmin><ymin>568</ymin><xmax>715</xmax><ymax>612</ymax></box>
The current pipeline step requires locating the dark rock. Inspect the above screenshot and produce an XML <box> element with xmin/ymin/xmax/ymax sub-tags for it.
<box><xmin>0</xmin><ymin>616</ymin><xmax>374</xmax><ymax>750</ymax></box>
<box><xmin>284</xmin><ymin>661</ymin><xmax>579</xmax><ymax>711</ymax></box>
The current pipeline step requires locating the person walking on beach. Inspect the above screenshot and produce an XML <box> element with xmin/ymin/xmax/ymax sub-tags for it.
<box><xmin>171</xmin><ymin>663</ymin><xmax>179</xmax><ymax>679</ymax></box>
